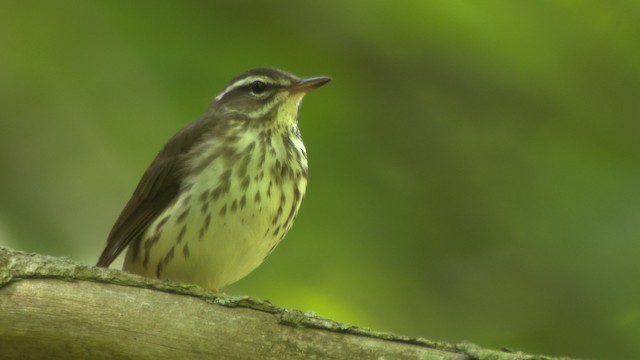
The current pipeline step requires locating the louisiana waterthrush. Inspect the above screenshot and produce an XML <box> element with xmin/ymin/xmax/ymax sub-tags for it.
<box><xmin>96</xmin><ymin>68</ymin><xmax>330</xmax><ymax>290</ymax></box>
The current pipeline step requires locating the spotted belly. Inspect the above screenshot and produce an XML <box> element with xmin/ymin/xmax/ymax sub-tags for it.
<box><xmin>124</xmin><ymin>128</ymin><xmax>308</xmax><ymax>290</ymax></box>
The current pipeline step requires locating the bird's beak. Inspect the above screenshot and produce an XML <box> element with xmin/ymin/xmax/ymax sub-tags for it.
<box><xmin>289</xmin><ymin>76</ymin><xmax>332</xmax><ymax>94</ymax></box>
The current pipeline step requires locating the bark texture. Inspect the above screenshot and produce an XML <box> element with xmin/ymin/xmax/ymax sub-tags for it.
<box><xmin>0</xmin><ymin>247</ymin><xmax>571</xmax><ymax>360</ymax></box>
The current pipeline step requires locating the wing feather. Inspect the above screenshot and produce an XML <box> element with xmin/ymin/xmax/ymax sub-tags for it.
<box><xmin>96</xmin><ymin>118</ymin><xmax>216</xmax><ymax>267</ymax></box>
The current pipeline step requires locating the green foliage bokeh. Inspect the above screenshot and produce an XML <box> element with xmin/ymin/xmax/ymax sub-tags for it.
<box><xmin>1</xmin><ymin>1</ymin><xmax>639</xmax><ymax>359</ymax></box>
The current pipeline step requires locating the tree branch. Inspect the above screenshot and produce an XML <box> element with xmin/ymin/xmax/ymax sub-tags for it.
<box><xmin>0</xmin><ymin>247</ymin><xmax>571</xmax><ymax>359</ymax></box>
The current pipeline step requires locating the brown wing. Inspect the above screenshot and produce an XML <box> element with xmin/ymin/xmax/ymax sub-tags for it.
<box><xmin>96</xmin><ymin>118</ymin><xmax>215</xmax><ymax>267</ymax></box>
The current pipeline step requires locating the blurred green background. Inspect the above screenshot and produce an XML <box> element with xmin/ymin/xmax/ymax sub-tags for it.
<box><xmin>1</xmin><ymin>1</ymin><xmax>639</xmax><ymax>358</ymax></box>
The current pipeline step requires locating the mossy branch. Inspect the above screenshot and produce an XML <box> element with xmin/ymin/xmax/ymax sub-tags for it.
<box><xmin>0</xmin><ymin>247</ymin><xmax>572</xmax><ymax>360</ymax></box>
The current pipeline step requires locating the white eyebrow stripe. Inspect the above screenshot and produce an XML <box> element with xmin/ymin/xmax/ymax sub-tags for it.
<box><xmin>214</xmin><ymin>75</ymin><xmax>291</xmax><ymax>101</ymax></box>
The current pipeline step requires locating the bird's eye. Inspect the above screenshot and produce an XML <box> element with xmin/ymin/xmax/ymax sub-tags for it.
<box><xmin>250</xmin><ymin>81</ymin><xmax>267</xmax><ymax>95</ymax></box>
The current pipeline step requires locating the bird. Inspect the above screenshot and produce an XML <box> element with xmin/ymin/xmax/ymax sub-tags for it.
<box><xmin>96</xmin><ymin>68</ymin><xmax>331</xmax><ymax>291</ymax></box>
